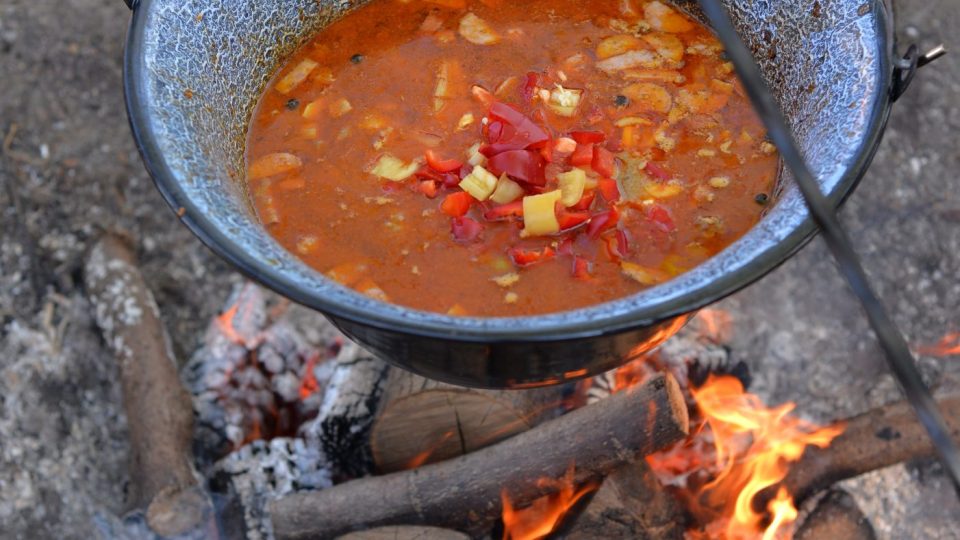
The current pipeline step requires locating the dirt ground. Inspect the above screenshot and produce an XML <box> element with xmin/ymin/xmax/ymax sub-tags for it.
<box><xmin>0</xmin><ymin>0</ymin><xmax>957</xmax><ymax>538</ymax></box>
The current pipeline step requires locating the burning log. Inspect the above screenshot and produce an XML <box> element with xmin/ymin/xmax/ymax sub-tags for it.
<box><xmin>269</xmin><ymin>372</ymin><xmax>689</xmax><ymax>539</ymax></box>
<box><xmin>85</xmin><ymin>233</ymin><xmax>211</xmax><ymax>537</ymax></box>
<box><xmin>782</xmin><ymin>394</ymin><xmax>960</xmax><ymax>503</ymax></box>
<box><xmin>337</xmin><ymin>526</ymin><xmax>469</xmax><ymax>539</ymax></box>
<box><xmin>370</xmin><ymin>368</ymin><xmax>565</xmax><ymax>472</ymax></box>
<box><xmin>558</xmin><ymin>459</ymin><xmax>684</xmax><ymax>539</ymax></box>
<box><xmin>794</xmin><ymin>489</ymin><xmax>876</xmax><ymax>540</ymax></box>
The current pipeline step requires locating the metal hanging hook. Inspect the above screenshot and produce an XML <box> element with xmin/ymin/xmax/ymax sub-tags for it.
<box><xmin>892</xmin><ymin>43</ymin><xmax>947</xmax><ymax>101</ymax></box>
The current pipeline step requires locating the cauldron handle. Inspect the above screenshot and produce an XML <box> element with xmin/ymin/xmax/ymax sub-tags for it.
<box><xmin>892</xmin><ymin>43</ymin><xmax>947</xmax><ymax>101</ymax></box>
<box><xmin>123</xmin><ymin>0</ymin><xmax>139</xmax><ymax>10</ymax></box>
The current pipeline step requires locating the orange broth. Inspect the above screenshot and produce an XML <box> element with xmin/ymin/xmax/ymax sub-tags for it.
<box><xmin>245</xmin><ymin>0</ymin><xmax>778</xmax><ymax>317</ymax></box>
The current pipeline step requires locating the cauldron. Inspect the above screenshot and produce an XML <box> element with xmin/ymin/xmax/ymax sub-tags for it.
<box><xmin>123</xmin><ymin>0</ymin><xmax>898</xmax><ymax>388</ymax></box>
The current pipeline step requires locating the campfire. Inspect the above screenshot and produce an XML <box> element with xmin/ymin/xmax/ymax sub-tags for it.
<box><xmin>84</xmin><ymin>233</ymin><xmax>960</xmax><ymax>540</ymax></box>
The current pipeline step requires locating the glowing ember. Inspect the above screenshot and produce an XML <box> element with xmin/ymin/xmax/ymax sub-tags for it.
<box><xmin>501</xmin><ymin>466</ymin><xmax>597</xmax><ymax>540</ymax></box>
<box><xmin>215</xmin><ymin>303</ymin><xmax>246</xmax><ymax>345</ymax></box>
<box><xmin>298</xmin><ymin>354</ymin><xmax>321</xmax><ymax>401</ymax></box>
<box><xmin>697</xmin><ymin>308</ymin><xmax>734</xmax><ymax>343</ymax></box>
<box><xmin>649</xmin><ymin>375</ymin><xmax>844</xmax><ymax>539</ymax></box>
<box><xmin>916</xmin><ymin>331</ymin><xmax>960</xmax><ymax>357</ymax></box>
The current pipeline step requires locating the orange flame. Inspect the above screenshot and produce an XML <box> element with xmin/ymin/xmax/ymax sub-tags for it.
<box><xmin>501</xmin><ymin>466</ymin><xmax>597</xmax><ymax>540</ymax></box>
<box><xmin>216</xmin><ymin>303</ymin><xmax>246</xmax><ymax>345</ymax></box>
<box><xmin>649</xmin><ymin>375</ymin><xmax>844</xmax><ymax>539</ymax></box>
<box><xmin>299</xmin><ymin>354</ymin><xmax>321</xmax><ymax>400</ymax></box>
<box><xmin>916</xmin><ymin>332</ymin><xmax>960</xmax><ymax>357</ymax></box>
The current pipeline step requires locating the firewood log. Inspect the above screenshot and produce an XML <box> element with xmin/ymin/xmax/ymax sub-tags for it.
<box><xmin>269</xmin><ymin>373</ymin><xmax>689</xmax><ymax>540</ymax></box>
<box><xmin>794</xmin><ymin>489</ymin><xmax>875</xmax><ymax>540</ymax></box>
<box><xmin>370</xmin><ymin>368</ymin><xmax>565</xmax><ymax>472</ymax></box>
<box><xmin>85</xmin><ymin>233</ymin><xmax>211</xmax><ymax>537</ymax></box>
<box><xmin>782</xmin><ymin>394</ymin><xmax>960</xmax><ymax>504</ymax></box>
<box><xmin>338</xmin><ymin>526</ymin><xmax>469</xmax><ymax>540</ymax></box>
<box><xmin>558</xmin><ymin>459</ymin><xmax>684</xmax><ymax>539</ymax></box>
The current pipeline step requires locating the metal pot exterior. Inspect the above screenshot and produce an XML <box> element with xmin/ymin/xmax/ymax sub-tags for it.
<box><xmin>124</xmin><ymin>0</ymin><xmax>894</xmax><ymax>387</ymax></box>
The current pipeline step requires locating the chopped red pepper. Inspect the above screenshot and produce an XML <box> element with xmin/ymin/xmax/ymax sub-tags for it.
<box><xmin>472</xmin><ymin>85</ymin><xmax>496</xmax><ymax>108</ymax></box>
<box><xmin>556</xmin><ymin>205</ymin><xmax>591</xmax><ymax>231</ymax></box>
<box><xmin>521</xmin><ymin>72</ymin><xmax>540</xmax><ymax>102</ymax></box>
<box><xmin>483</xmin><ymin>201</ymin><xmax>524</xmax><ymax>221</ymax></box>
<box><xmin>645</xmin><ymin>162</ymin><xmax>671</xmax><ymax>181</ymax></box>
<box><xmin>570</xmin><ymin>131</ymin><xmax>606</xmax><ymax>145</ymax></box>
<box><xmin>425</xmin><ymin>150</ymin><xmax>464</xmax><ymax>173</ymax></box>
<box><xmin>440</xmin><ymin>191</ymin><xmax>474</xmax><ymax>218</ymax></box>
<box><xmin>483</xmin><ymin>102</ymin><xmax>550</xmax><ymax>155</ymax></box>
<box><xmin>570</xmin><ymin>190</ymin><xmax>596</xmax><ymax>212</ymax></box>
<box><xmin>597</xmin><ymin>178</ymin><xmax>620</xmax><ymax>203</ymax></box>
<box><xmin>592</xmin><ymin>146</ymin><xmax>616</xmax><ymax>178</ymax></box>
<box><xmin>451</xmin><ymin>216</ymin><xmax>484</xmax><ymax>243</ymax></box>
<box><xmin>488</xmin><ymin>149</ymin><xmax>546</xmax><ymax>186</ymax></box>
<box><xmin>647</xmin><ymin>204</ymin><xmax>676</xmax><ymax>232</ymax></box>
<box><xmin>415</xmin><ymin>165</ymin><xmax>443</xmax><ymax>182</ymax></box>
<box><xmin>418</xmin><ymin>180</ymin><xmax>439</xmax><ymax>199</ymax></box>
<box><xmin>605</xmin><ymin>229</ymin><xmax>630</xmax><ymax>259</ymax></box>
<box><xmin>587</xmin><ymin>207</ymin><xmax>620</xmax><ymax>239</ymax></box>
<box><xmin>571</xmin><ymin>256</ymin><xmax>592</xmax><ymax>280</ymax></box>
<box><xmin>508</xmin><ymin>246</ymin><xmax>556</xmax><ymax>267</ymax></box>
<box><xmin>570</xmin><ymin>143</ymin><xmax>594</xmax><ymax>167</ymax></box>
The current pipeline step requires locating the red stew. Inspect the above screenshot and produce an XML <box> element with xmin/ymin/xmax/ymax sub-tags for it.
<box><xmin>245</xmin><ymin>0</ymin><xmax>778</xmax><ymax>317</ymax></box>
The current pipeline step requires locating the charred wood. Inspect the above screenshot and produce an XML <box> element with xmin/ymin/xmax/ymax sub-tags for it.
<box><xmin>84</xmin><ymin>233</ymin><xmax>211</xmax><ymax>537</ymax></box>
<box><xmin>269</xmin><ymin>373</ymin><xmax>689</xmax><ymax>540</ymax></box>
<box><xmin>794</xmin><ymin>489</ymin><xmax>876</xmax><ymax>540</ymax></box>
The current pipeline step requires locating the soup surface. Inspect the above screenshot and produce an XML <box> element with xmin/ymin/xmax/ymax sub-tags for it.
<box><xmin>246</xmin><ymin>0</ymin><xmax>778</xmax><ymax>317</ymax></box>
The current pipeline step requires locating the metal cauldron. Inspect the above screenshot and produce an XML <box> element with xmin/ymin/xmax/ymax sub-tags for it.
<box><xmin>123</xmin><ymin>0</ymin><xmax>901</xmax><ymax>387</ymax></box>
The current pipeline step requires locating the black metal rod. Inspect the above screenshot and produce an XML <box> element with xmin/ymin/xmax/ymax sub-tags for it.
<box><xmin>697</xmin><ymin>1</ymin><xmax>960</xmax><ymax>496</ymax></box>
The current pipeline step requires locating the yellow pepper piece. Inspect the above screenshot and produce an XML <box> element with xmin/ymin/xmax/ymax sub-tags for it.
<box><xmin>459</xmin><ymin>165</ymin><xmax>499</xmax><ymax>201</ymax></box>
<box><xmin>522</xmin><ymin>190</ymin><xmax>562</xmax><ymax>237</ymax></box>
<box><xmin>557</xmin><ymin>168</ymin><xmax>587</xmax><ymax>207</ymax></box>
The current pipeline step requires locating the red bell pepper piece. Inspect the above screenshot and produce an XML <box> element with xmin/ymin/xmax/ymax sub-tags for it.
<box><xmin>418</xmin><ymin>180</ymin><xmax>439</xmax><ymax>199</ymax></box>
<box><xmin>571</xmin><ymin>256</ymin><xmax>592</xmax><ymax>280</ymax></box>
<box><xmin>415</xmin><ymin>165</ymin><xmax>443</xmax><ymax>182</ymax></box>
<box><xmin>587</xmin><ymin>207</ymin><xmax>620</xmax><ymax>239</ymax></box>
<box><xmin>521</xmin><ymin>72</ymin><xmax>540</xmax><ymax>102</ymax></box>
<box><xmin>488</xmin><ymin>149</ymin><xmax>546</xmax><ymax>186</ymax></box>
<box><xmin>592</xmin><ymin>146</ymin><xmax>616</xmax><ymax>178</ymax></box>
<box><xmin>648</xmin><ymin>204</ymin><xmax>676</xmax><ymax>232</ymax></box>
<box><xmin>570</xmin><ymin>143</ymin><xmax>594</xmax><ymax>167</ymax></box>
<box><xmin>484</xmin><ymin>102</ymin><xmax>550</xmax><ymax>154</ymax></box>
<box><xmin>570</xmin><ymin>190</ymin><xmax>596</xmax><ymax>212</ymax></box>
<box><xmin>645</xmin><ymin>162</ymin><xmax>672</xmax><ymax>181</ymax></box>
<box><xmin>508</xmin><ymin>246</ymin><xmax>556</xmax><ymax>267</ymax></box>
<box><xmin>451</xmin><ymin>216</ymin><xmax>484</xmax><ymax>243</ymax></box>
<box><xmin>605</xmin><ymin>230</ymin><xmax>630</xmax><ymax>259</ymax></box>
<box><xmin>425</xmin><ymin>150</ymin><xmax>464</xmax><ymax>173</ymax></box>
<box><xmin>440</xmin><ymin>191</ymin><xmax>474</xmax><ymax>218</ymax></box>
<box><xmin>569</xmin><ymin>131</ymin><xmax>606</xmax><ymax>145</ymax></box>
<box><xmin>483</xmin><ymin>201</ymin><xmax>524</xmax><ymax>221</ymax></box>
<box><xmin>556</xmin><ymin>205</ymin><xmax>591</xmax><ymax>231</ymax></box>
<box><xmin>597</xmin><ymin>178</ymin><xmax>620</xmax><ymax>203</ymax></box>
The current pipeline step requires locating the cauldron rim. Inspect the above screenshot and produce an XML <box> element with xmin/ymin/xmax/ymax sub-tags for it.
<box><xmin>122</xmin><ymin>0</ymin><xmax>894</xmax><ymax>345</ymax></box>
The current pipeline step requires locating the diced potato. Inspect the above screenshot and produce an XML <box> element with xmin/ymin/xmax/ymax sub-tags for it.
<box><xmin>597</xmin><ymin>50</ymin><xmax>663</xmax><ymax>73</ymax></box>
<box><xmin>459</xmin><ymin>13</ymin><xmax>500</xmax><ymax>45</ymax></box>
<box><xmin>355</xmin><ymin>278</ymin><xmax>389</xmax><ymax>302</ymax></box>
<box><xmin>557</xmin><ymin>168</ymin><xmax>587</xmax><ymax>207</ymax></box>
<box><xmin>326</xmin><ymin>261</ymin><xmax>369</xmax><ymax>287</ymax></box>
<box><xmin>466</xmin><ymin>142</ymin><xmax>487</xmax><ymax>166</ymax></box>
<box><xmin>504</xmin><ymin>292</ymin><xmax>519</xmax><ymax>304</ymax></box>
<box><xmin>302</xmin><ymin>98</ymin><xmax>325</xmax><ymax>120</ymax></box>
<box><xmin>459</xmin><ymin>165</ymin><xmax>499</xmax><ymax>201</ymax></box>
<box><xmin>642</xmin><ymin>33</ymin><xmax>685</xmax><ymax>63</ymax></box>
<box><xmin>522</xmin><ymin>190</ymin><xmax>562</xmax><ymax>237</ymax></box>
<box><xmin>614</xmin><ymin>116</ymin><xmax>654</xmax><ymax>127</ymax></box>
<box><xmin>760</xmin><ymin>141</ymin><xmax>777</xmax><ymax>155</ymax></box>
<box><xmin>644</xmin><ymin>1</ymin><xmax>695</xmax><ymax>33</ymax></box>
<box><xmin>622</xmin><ymin>83</ymin><xmax>673</xmax><ymax>114</ymax></box>
<box><xmin>249</xmin><ymin>152</ymin><xmax>303</xmax><ymax>180</ymax></box>
<box><xmin>621</xmin><ymin>261</ymin><xmax>670</xmax><ymax>285</ymax></box>
<box><xmin>492</xmin><ymin>272</ymin><xmax>520</xmax><ymax>288</ymax></box>
<box><xmin>275</xmin><ymin>58</ymin><xmax>318</xmax><ymax>94</ymax></box>
<box><xmin>329</xmin><ymin>98</ymin><xmax>353</xmax><ymax>118</ymax></box>
<box><xmin>708</xmin><ymin>176</ymin><xmax>731</xmax><ymax>189</ymax></box>
<box><xmin>597</xmin><ymin>34</ymin><xmax>644</xmax><ymax>60</ymax></box>
<box><xmin>490</xmin><ymin>174</ymin><xmax>525</xmax><ymax>204</ymax></box>
<box><xmin>360</xmin><ymin>113</ymin><xmax>389</xmax><ymax>131</ymax></box>
<box><xmin>643</xmin><ymin>178</ymin><xmax>683</xmax><ymax>198</ymax></box>
<box><xmin>369</xmin><ymin>154</ymin><xmax>422</xmax><ymax>182</ymax></box>
<box><xmin>296</xmin><ymin>235</ymin><xmax>320</xmax><ymax>254</ymax></box>
<box><xmin>623</xmin><ymin>69</ymin><xmax>686</xmax><ymax>84</ymax></box>
<box><xmin>457</xmin><ymin>113</ymin><xmax>476</xmax><ymax>130</ymax></box>
<box><xmin>547</xmin><ymin>85</ymin><xmax>583</xmax><ymax>117</ymax></box>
